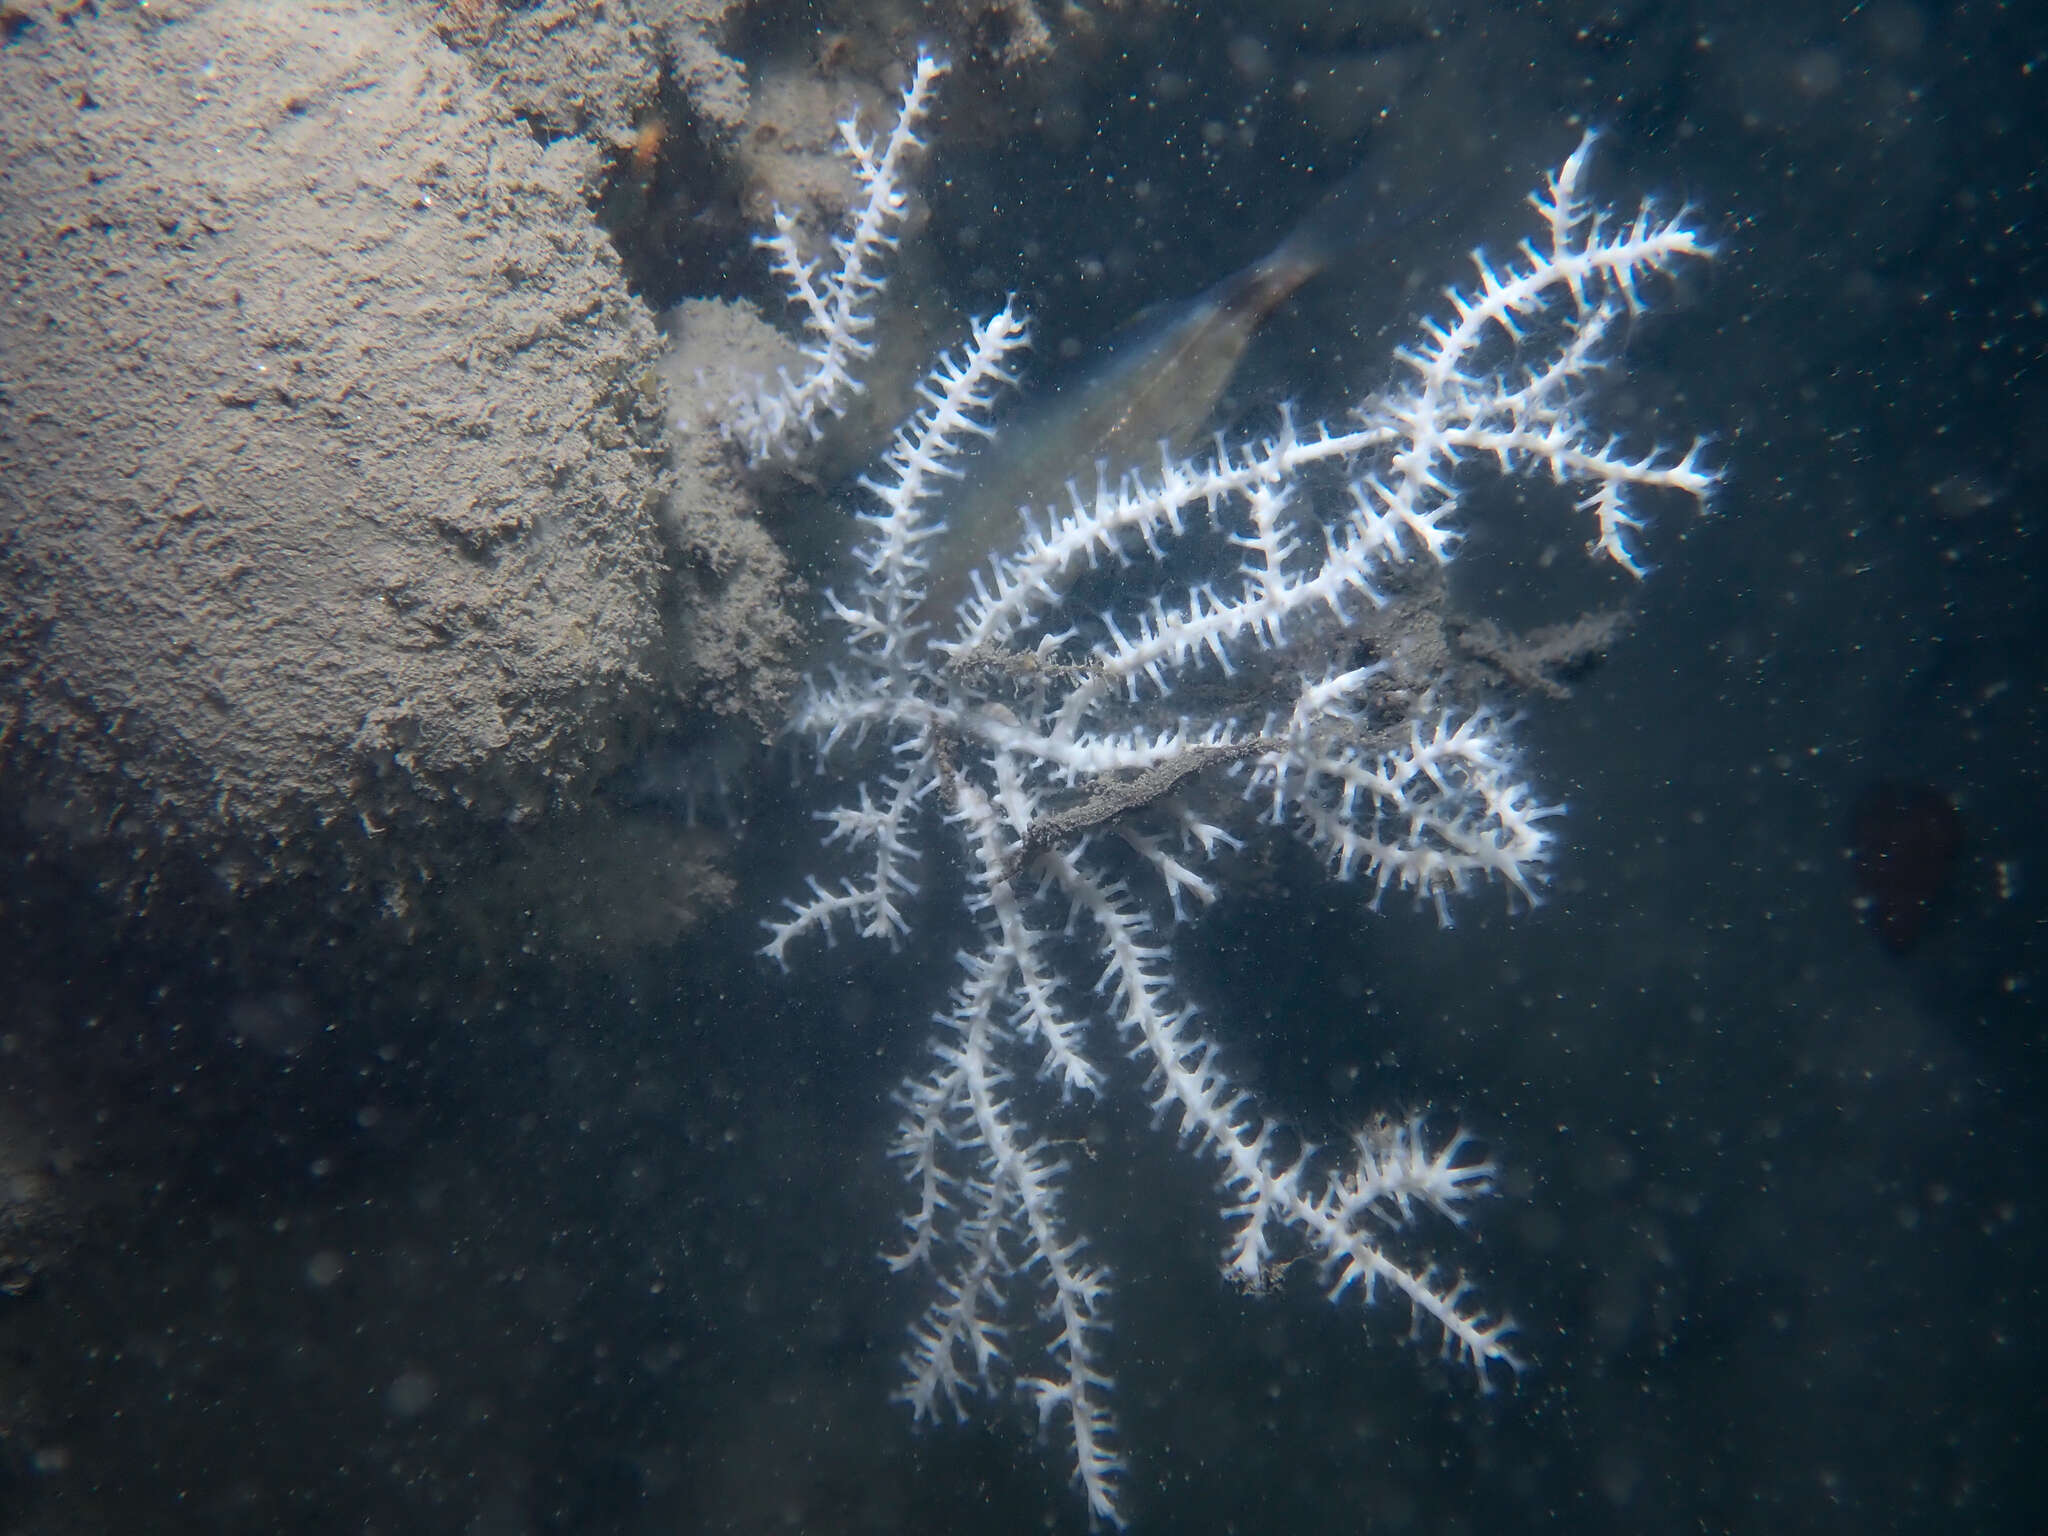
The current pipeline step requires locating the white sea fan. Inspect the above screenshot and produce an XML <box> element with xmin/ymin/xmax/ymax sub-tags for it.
<box><xmin>751</xmin><ymin>53</ymin><xmax>1715</xmax><ymax>1527</ymax></box>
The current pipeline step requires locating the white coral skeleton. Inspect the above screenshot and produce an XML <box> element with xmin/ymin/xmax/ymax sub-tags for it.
<box><xmin>742</xmin><ymin>53</ymin><xmax>1714</xmax><ymax>1527</ymax></box>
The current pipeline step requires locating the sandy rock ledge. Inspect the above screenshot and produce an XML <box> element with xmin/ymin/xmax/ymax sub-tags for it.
<box><xmin>0</xmin><ymin>0</ymin><xmax>676</xmax><ymax>909</ymax></box>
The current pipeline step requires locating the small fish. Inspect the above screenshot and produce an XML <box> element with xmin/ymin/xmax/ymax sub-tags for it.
<box><xmin>920</xmin><ymin>153</ymin><xmax>1429</xmax><ymax>623</ymax></box>
<box><xmin>604</xmin><ymin>734</ymin><xmax>750</xmax><ymax>829</ymax></box>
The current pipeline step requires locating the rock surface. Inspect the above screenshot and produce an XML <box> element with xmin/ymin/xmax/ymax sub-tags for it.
<box><xmin>0</xmin><ymin>0</ymin><xmax>672</xmax><ymax>900</ymax></box>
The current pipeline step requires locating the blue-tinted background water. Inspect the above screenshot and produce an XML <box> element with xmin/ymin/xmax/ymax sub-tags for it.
<box><xmin>2</xmin><ymin>2</ymin><xmax>2042</xmax><ymax>1533</ymax></box>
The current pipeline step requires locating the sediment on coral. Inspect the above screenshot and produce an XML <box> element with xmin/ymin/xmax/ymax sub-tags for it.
<box><xmin>0</xmin><ymin>0</ymin><xmax>678</xmax><ymax>915</ymax></box>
